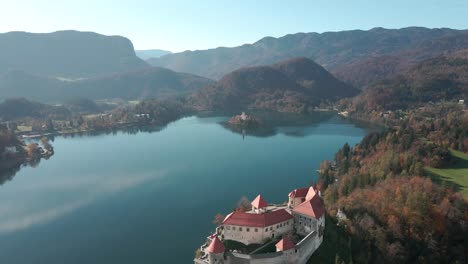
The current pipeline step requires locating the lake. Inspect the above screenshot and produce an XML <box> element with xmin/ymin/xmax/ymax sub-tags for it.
<box><xmin>0</xmin><ymin>113</ymin><xmax>373</xmax><ymax>264</ymax></box>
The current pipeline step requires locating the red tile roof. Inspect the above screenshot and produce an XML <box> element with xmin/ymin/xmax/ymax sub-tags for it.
<box><xmin>292</xmin><ymin>193</ymin><xmax>324</xmax><ymax>218</ymax></box>
<box><xmin>275</xmin><ymin>237</ymin><xmax>295</xmax><ymax>251</ymax></box>
<box><xmin>288</xmin><ymin>187</ymin><xmax>309</xmax><ymax>198</ymax></box>
<box><xmin>223</xmin><ymin>209</ymin><xmax>293</xmax><ymax>227</ymax></box>
<box><xmin>207</xmin><ymin>236</ymin><xmax>225</xmax><ymax>254</ymax></box>
<box><xmin>251</xmin><ymin>194</ymin><xmax>268</xmax><ymax>209</ymax></box>
<box><xmin>305</xmin><ymin>186</ymin><xmax>317</xmax><ymax>201</ymax></box>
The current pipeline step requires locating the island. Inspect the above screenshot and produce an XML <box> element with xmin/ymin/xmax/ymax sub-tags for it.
<box><xmin>227</xmin><ymin>112</ymin><xmax>261</xmax><ymax>129</ymax></box>
<box><xmin>194</xmin><ymin>186</ymin><xmax>325</xmax><ymax>264</ymax></box>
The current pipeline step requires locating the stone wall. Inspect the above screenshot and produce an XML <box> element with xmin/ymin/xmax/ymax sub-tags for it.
<box><xmin>221</xmin><ymin>230</ymin><xmax>322</xmax><ymax>264</ymax></box>
<box><xmin>293</xmin><ymin>213</ymin><xmax>325</xmax><ymax>237</ymax></box>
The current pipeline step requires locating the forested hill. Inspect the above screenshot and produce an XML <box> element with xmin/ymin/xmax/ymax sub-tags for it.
<box><xmin>333</xmin><ymin>33</ymin><xmax>468</xmax><ymax>88</ymax></box>
<box><xmin>317</xmin><ymin>103</ymin><xmax>467</xmax><ymax>263</ymax></box>
<box><xmin>0</xmin><ymin>98</ymin><xmax>71</xmax><ymax>121</ymax></box>
<box><xmin>190</xmin><ymin>57</ymin><xmax>358</xmax><ymax>113</ymax></box>
<box><xmin>343</xmin><ymin>50</ymin><xmax>468</xmax><ymax>112</ymax></box>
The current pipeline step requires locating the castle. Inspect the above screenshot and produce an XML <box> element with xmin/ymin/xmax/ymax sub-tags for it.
<box><xmin>194</xmin><ymin>186</ymin><xmax>325</xmax><ymax>264</ymax></box>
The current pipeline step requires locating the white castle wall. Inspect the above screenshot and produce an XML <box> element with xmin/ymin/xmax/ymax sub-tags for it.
<box><xmin>222</xmin><ymin>219</ymin><xmax>293</xmax><ymax>245</ymax></box>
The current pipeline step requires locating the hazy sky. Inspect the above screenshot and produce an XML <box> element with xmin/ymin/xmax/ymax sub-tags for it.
<box><xmin>0</xmin><ymin>0</ymin><xmax>466</xmax><ymax>52</ymax></box>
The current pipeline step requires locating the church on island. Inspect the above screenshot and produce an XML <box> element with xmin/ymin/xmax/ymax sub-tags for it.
<box><xmin>194</xmin><ymin>186</ymin><xmax>325</xmax><ymax>264</ymax></box>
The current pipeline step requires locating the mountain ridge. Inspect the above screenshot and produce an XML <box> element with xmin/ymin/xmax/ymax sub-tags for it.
<box><xmin>148</xmin><ymin>27</ymin><xmax>468</xmax><ymax>80</ymax></box>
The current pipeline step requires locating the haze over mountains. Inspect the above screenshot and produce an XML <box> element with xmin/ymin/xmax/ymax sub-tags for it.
<box><xmin>148</xmin><ymin>27</ymin><xmax>468</xmax><ymax>85</ymax></box>
<box><xmin>0</xmin><ymin>27</ymin><xmax>466</xmax><ymax>109</ymax></box>
<box><xmin>135</xmin><ymin>49</ymin><xmax>172</xmax><ymax>60</ymax></box>
<box><xmin>0</xmin><ymin>31</ymin><xmax>213</xmax><ymax>103</ymax></box>
<box><xmin>0</xmin><ymin>30</ymin><xmax>148</xmax><ymax>78</ymax></box>
<box><xmin>0</xmin><ymin>67</ymin><xmax>213</xmax><ymax>103</ymax></box>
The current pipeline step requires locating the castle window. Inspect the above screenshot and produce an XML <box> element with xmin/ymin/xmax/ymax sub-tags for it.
<box><xmin>239</xmin><ymin>227</ymin><xmax>243</xmax><ymax>231</ymax></box>
<box><xmin>226</xmin><ymin>226</ymin><xmax>231</xmax><ymax>230</ymax></box>
<box><xmin>246</xmin><ymin>228</ymin><xmax>250</xmax><ymax>232</ymax></box>
<box><xmin>265</xmin><ymin>228</ymin><xmax>268</xmax><ymax>232</ymax></box>
<box><xmin>232</xmin><ymin>227</ymin><xmax>236</xmax><ymax>231</ymax></box>
<box><xmin>255</xmin><ymin>228</ymin><xmax>258</xmax><ymax>232</ymax></box>
<box><xmin>270</xmin><ymin>227</ymin><xmax>273</xmax><ymax>231</ymax></box>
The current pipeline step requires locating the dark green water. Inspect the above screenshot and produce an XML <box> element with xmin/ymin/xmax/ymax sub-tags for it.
<box><xmin>0</xmin><ymin>114</ymin><xmax>372</xmax><ymax>264</ymax></box>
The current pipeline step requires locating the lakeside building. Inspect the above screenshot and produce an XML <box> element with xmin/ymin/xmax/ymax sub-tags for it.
<box><xmin>3</xmin><ymin>146</ymin><xmax>18</xmax><ymax>154</ymax></box>
<box><xmin>195</xmin><ymin>186</ymin><xmax>325</xmax><ymax>264</ymax></box>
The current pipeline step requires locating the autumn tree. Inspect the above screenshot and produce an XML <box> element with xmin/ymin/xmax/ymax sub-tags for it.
<box><xmin>236</xmin><ymin>196</ymin><xmax>251</xmax><ymax>212</ymax></box>
<box><xmin>26</xmin><ymin>143</ymin><xmax>38</xmax><ymax>157</ymax></box>
<box><xmin>213</xmin><ymin>213</ymin><xmax>225</xmax><ymax>226</ymax></box>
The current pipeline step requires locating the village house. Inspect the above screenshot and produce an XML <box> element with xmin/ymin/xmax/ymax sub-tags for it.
<box><xmin>195</xmin><ymin>186</ymin><xmax>325</xmax><ymax>264</ymax></box>
<box><xmin>3</xmin><ymin>146</ymin><xmax>18</xmax><ymax>154</ymax></box>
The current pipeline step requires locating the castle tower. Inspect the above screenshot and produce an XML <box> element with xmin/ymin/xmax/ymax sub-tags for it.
<box><xmin>207</xmin><ymin>236</ymin><xmax>225</xmax><ymax>264</ymax></box>
<box><xmin>276</xmin><ymin>237</ymin><xmax>297</xmax><ymax>262</ymax></box>
<box><xmin>251</xmin><ymin>194</ymin><xmax>268</xmax><ymax>213</ymax></box>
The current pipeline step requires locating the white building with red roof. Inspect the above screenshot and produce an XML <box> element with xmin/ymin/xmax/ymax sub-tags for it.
<box><xmin>287</xmin><ymin>187</ymin><xmax>309</xmax><ymax>208</ymax></box>
<box><xmin>292</xmin><ymin>187</ymin><xmax>325</xmax><ymax>236</ymax></box>
<box><xmin>222</xmin><ymin>195</ymin><xmax>293</xmax><ymax>245</ymax></box>
<box><xmin>195</xmin><ymin>187</ymin><xmax>325</xmax><ymax>264</ymax></box>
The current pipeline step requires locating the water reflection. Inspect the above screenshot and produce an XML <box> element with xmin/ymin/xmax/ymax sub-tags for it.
<box><xmin>0</xmin><ymin>159</ymin><xmax>43</xmax><ymax>186</ymax></box>
<box><xmin>0</xmin><ymin>169</ymin><xmax>166</xmax><ymax>234</ymax></box>
<box><xmin>0</xmin><ymin>113</ymin><xmax>381</xmax><ymax>186</ymax></box>
<box><xmin>58</xmin><ymin>125</ymin><xmax>167</xmax><ymax>139</ymax></box>
<box><xmin>218</xmin><ymin>111</ymin><xmax>380</xmax><ymax>138</ymax></box>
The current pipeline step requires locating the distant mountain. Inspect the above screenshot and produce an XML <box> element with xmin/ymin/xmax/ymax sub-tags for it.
<box><xmin>136</xmin><ymin>49</ymin><xmax>172</xmax><ymax>60</ymax></box>
<box><xmin>190</xmin><ymin>57</ymin><xmax>358</xmax><ymax>113</ymax></box>
<box><xmin>332</xmin><ymin>33</ymin><xmax>468</xmax><ymax>88</ymax></box>
<box><xmin>0</xmin><ymin>67</ymin><xmax>214</xmax><ymax>103</ymax></box>
<box><xmin>349</xmin><ymin>50</ymin><xmax>468</xmax><ymax>111</ymax></box>
<box><xmin>0</xmin><ymin>30</ymin><xmax>149</xmax><ymax>78</ymax></box>
<box><xmin>0</xmin><ymin>98</ymin><xmax>70</xmax><ymax>121</ymax></box>
<box><xmin>147</xmin><ymin>27</ymin><xmax>468</xmax><ymax>80</ymax></box>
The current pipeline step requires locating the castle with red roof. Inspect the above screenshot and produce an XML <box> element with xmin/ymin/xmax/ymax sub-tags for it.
<box><xmin>194</xmin><ymin>186</ymin><xmax>325</xmax><ymax>264</ymax></box>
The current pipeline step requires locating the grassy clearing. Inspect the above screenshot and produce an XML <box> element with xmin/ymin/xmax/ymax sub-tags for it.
<box><xmin>425</xmin><ymin>149</ymin><xmax>468</xmax><ymax>196</ymax></box>
<box><xmin>16</xmin><ymin>126</ymin><xmax>32</xmax><ymax>132</ymax></box>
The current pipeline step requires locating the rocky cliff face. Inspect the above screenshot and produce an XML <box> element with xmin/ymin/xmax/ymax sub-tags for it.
<box><xmin>0</xmin><ymin>30</ymin><xmax>149</xmax><ymax>78</ymax></box>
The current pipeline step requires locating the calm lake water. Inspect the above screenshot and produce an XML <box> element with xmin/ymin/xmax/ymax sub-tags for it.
<box><xmin>0</xmin><ymin>113</ymin><xmax>372</xmax><ymax>264</ymax></box>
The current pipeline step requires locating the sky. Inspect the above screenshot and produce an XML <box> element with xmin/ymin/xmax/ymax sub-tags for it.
<box><xmin>0</xmin><ymin>0</ymin><xmax>466</xmax><ymax>52</ymax></box>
